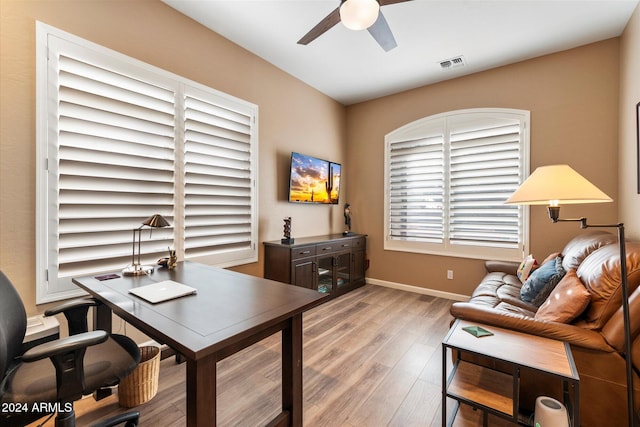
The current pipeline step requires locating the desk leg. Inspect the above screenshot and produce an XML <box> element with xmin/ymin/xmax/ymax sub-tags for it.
<box><xmin>93</xmin><ymin>302</ymin><xmax>112</xmax><ymax>333</ymax></box>
<box><xmin>186</xmin><ymin>356</ymin><xmax>217</xmax><ymax>427</ymax></box>
<box><xmin>282</xmin><ymin>313</ymin><xmax>303</xmax><ymax>427</ymax></box>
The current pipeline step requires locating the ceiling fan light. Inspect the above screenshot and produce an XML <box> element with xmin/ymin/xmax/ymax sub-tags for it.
<box><xmin>340</xmin><ymin>0</ymin><xmax>380</xmax><ymax>31</ymax></box>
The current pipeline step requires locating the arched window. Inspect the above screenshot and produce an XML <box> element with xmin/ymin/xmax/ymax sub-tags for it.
<box><xmin>384</xmin><ymin>108</ymin><xmax>530</xmax><ymax>261</ymax></box>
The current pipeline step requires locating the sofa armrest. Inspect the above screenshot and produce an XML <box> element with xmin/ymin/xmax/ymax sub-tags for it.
<box><xmin>484</xmin><ymin>260</ymin><xmax>519</xmax><ymax>276</ymax></box>
<box><xmin>450</xmin><ymin>302</ymin><xmax>615</xmax><ymax>352</ymax></box>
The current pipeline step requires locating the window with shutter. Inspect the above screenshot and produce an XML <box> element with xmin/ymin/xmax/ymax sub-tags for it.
<box><xmin>55</xmin><ymin>54</ymin><xmax>176</xmax><ymax>280</ymax></box>
<box><xmin>183</xmin><ymin>88</ymin><xmax>257</xmax><ymax>266</ymax></box>
<box><xmin>387</xmin><ymin>134</ymin><xmax>445</xmax><ymax>243</ymax></box>
<box><xmin>36</xmin><ymin>23</ymin><xmax>258</xmax><ymax>303</ymax></box>
<box><xmin>384</xmin><ymin>109</ymin><xmax>529</xmax><ymax>261</ymax></box>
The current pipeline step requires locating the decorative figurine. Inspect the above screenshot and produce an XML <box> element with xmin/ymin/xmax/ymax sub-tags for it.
<box><xmin>168</xmin><ymin>248</ymin><xmax>177</xmax><ymax>269</ymax></box>
<box><xmin>343</xmin><ymin>203</ymin><xmax>353</xmax><ymax>236</ymax></box>
<box><xmin>281</xmin><ymin>217</ymin><xmax>295</xmax><ymax>244</ymax></box>
<box><xmin>157</xmin><ymin>246</ymin><xmax>178</xmax><ymax>269</ymax></box>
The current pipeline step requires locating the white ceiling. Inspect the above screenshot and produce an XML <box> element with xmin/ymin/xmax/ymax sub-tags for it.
<box><xmin>162</xmin><ymin>0</ymin><xmax>639</xmax><ymax>105</ymax></box>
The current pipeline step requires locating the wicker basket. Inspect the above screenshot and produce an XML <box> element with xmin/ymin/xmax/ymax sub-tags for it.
<box><xmin>118</xmin><ymin>345</ymin><xmax>160</xmax><ymax>408</ymax></box>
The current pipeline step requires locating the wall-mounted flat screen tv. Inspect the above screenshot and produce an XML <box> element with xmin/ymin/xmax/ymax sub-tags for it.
<box><xmin>288</xmin><ymin>152</ymin><xmax>341</xmax><ymax>204</ymax></box>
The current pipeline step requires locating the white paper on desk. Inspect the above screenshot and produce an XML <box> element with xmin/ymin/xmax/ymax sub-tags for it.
<box><xmin>128</xmin><ymin>280</ymin><xmax>197</xmax><ymax>303</ymax></box>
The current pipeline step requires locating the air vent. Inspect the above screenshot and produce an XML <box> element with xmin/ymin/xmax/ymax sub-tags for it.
<box><xmin>439</xmin><ymin>55</ymin><xmax>466</xmax><ymax>70</ymax></box>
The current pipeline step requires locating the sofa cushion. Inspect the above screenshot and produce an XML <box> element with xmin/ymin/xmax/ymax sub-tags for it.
<box><xmin>471</xmin><ymin>272</ymin><xmax>538</xmax><ymax>312</ymax></box>
<box><xmin>576</xmin><ymin>243</ymin><xmax>638</xmax><ymax>330</ymax></box>
<box><xmin>561</xmin><ymin>231</ymin><xmax>617</xmax><ymax>272</ymax></box>
<box><xmin>535</xmin><ymin>269</ymin><xmax>591</xmax><ymax>323</ymax></box>
<box><xmin>521</xmin><ymin>256</ymin><xmax>566</xmax><ymax>306</ymax></box>
<box><xmin>601</xmin><ymin>243</ymin><xmax>640</xmax><ymax>352</ymax></box>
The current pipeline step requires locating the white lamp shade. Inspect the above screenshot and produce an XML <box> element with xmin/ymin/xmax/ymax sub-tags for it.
<box><xmin>340</xmin><ymin>0</ymin><xmax>380</xmax><ymax>30</ymax></box>
<box><xmin>505</xmin><ymin>164</ymin><xmax>612</xmax><ymax>206</ymax></box>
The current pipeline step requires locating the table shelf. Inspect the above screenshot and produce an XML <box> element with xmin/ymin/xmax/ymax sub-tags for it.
<box><xmin>447</xmin><ymin>360</ymin><xmax>514</xmax><ymax>417</ymax></box>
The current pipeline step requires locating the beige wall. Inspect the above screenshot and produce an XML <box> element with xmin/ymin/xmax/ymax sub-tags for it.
<box><xmin>0</xmin><ymin>0</ymin><xmax>347</xmax><ymax>316</ymax></box>
<box><xmin>620</xmin><ymin>4</ymin><xmax>640</xmax><ymax>240</ymax></box>
<box><xmin>346</xmin><ymin>39</ymin><xmax>621</xmax><ymax>297</ymax></box>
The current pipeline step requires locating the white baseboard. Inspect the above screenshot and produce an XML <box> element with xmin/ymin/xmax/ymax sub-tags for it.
<box><xmin>366</xmin><ymin>277</ymin><xmax>469</xmax><ymax>302</ymax></box>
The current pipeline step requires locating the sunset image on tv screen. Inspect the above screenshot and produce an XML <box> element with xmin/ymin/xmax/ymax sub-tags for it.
<box><xmin>289</xmin><ymin>153</ymin><xmax>340</xmax><ymax>204</ymax></box>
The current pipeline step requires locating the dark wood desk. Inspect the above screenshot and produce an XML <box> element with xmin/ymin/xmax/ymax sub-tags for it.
<box><xmin>73</xmin><ymin>261</ymin><xmax>328</xmax><ymax>427</ymax></box>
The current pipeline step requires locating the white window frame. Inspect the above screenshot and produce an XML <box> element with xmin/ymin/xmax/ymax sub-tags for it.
<box><xmin>36</xmin><ymin>22</ymin><xmax>258</xmax><ymax>303</ymax></box>
<box><xmin>384</xmin><ymin>108</ymin><xmax>529</xmax><ymax>262</ymax></box>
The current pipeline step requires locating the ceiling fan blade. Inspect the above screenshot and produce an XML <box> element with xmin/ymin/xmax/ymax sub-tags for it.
<box><xmin>367</xmin><ymin>11</ymin><xmax>397</xmax><ymax>51</ymax></box>
<box><xmin>297</xmin><ymin>7</ymin><xmax>341</xmax><ymax>45</ymax></box>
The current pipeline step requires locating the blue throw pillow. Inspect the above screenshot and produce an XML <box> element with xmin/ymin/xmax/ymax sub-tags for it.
<box><xmin>520</xmin><ymin>256</ymin><xmax>566</xmax><ymax>307</ymax></box>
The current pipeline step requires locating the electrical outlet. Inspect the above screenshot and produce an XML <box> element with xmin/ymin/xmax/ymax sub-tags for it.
<box><xmin>447</xmin><ymin>270</ymin><xmax>454</xmax><ymax>280</ymax></box>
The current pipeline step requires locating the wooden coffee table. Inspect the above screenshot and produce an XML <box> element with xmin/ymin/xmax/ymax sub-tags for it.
<box><xmin>442</xmin><ymin>319</ymin><xmax>580</xmax><ymax>426</ymax></box>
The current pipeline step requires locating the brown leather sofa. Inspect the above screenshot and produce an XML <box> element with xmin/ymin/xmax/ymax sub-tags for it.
<box><xmin>450</xmin><ymin>231</ymin><xmax>640</xmax><ymax>426</ymax></box>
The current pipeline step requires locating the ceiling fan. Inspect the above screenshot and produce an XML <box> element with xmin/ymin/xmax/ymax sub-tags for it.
<box><xmin>297</xmin><ymin>0</ymin><xmax>412</xmax><ymax>52</ymax></box>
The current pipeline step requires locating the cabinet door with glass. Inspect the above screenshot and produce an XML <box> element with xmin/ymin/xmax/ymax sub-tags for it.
<box><xmin>316</xmin><ymin>254</ymin><xmax>336</xmax><ymax>295</ymax></box>
<box><xmin>334</xmin><ymin>252</ymin><xmax>352</xmax><ymax>294</ymax></box>
<box><xmin>316</xmin><ymin>250</ymin><xmax>352</xmax><ymax>296</ymax></box>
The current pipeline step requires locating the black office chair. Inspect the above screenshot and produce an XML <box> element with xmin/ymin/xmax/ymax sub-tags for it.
<box><xmin>0</xmin><ymin>271</ymin><xmax>141</xmax><ymax>427</ymax></box>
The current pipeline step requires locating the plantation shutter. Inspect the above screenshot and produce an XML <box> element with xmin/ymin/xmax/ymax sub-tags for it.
<box><xmin>183</xmin><ymin>87</ymin><xmax>256</xmax><ymax>264</ymax></box>
<box><xmin>52</xmin><ymin>50</ymin><xmax>176</xmax><ymax>292</ymax></box>
<box><xmin>448</xmin><ymin>121</ymin><xmax>522</xmax><ymax>248</ymax></box>
<box><xmin>387</xmin><ymin>134</ymin><xmax>445</xmax><ymax>242</ymax></box>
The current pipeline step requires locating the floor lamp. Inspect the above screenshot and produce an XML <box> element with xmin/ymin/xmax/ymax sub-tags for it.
<box><xmin>505</xmin><ymin>164</ymin><xmax>635</xmax><ymax>426</ymax></box>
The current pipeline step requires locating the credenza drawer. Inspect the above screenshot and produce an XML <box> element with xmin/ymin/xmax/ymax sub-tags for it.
<box><xmin>317</xmin><ymin>240</ymin><xmax>352</xmax><ymax>254</ymax></box>
<box><xmin>291</xmin><ymin>245</ymin><xmax>316</xmax><ymax>260</ymax></box>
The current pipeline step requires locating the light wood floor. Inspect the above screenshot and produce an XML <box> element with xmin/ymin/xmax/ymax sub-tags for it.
<box><xmin>28</xmin><ymin>284</ymin><xmax>510</xmax><ymax>427</ymax></box>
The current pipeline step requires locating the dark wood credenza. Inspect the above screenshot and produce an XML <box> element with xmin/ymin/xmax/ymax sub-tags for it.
<box><xmin>264</xmin><ymin>233</ymin><xmax>367</xmax><ymax>299</ymax></box>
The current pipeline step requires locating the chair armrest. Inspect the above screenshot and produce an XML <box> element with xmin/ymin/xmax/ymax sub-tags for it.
<box><xmin>22</xmin><ymin>330</ymin><xmax>108</xmax><ymax>362</ymax></box>
<box><xmin>450</xmin><ymin>302</ymin><xmax>615</xmax><ymax>352</ymax></box>
<box><xmin>21</xmin><ymin>330</ymin><xmax>109</xmax><ymax>402</ymax></box>
<box><xmin>44</xmin><ymin>298</ymin><xmax>99</xmax><ymax>335</ymax></box>
<box><xmin>44</xmin><ymin>297</ymin><xmax>97</xmax><ymax>316</ymax></box>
